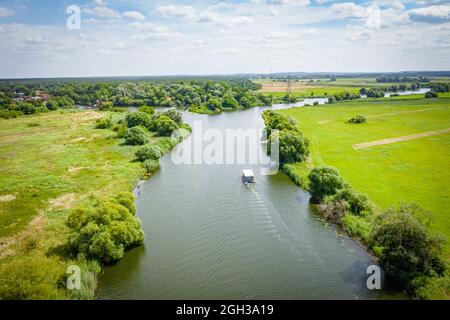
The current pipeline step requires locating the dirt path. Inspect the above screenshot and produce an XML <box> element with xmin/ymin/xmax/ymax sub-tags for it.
<box><xmin>366</xmin><ymin>107</ymin><xmax>446</xmax><ymax>119</ymax></box>
<box><xmin>353</xmin><ymin>128</ymin><xmax>450</xmax><ymax>150</ymax></box>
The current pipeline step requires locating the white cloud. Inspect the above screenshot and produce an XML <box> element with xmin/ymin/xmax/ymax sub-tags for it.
<box><xmin>251</xmin><ymin>0</ymin><xmax>310</xmax><ymax>6</ymax></box>
<box><xmin>93</xmin><ymin>0</ymin><xmax>106</xmax><ymax>5</ymax></box>
<box><xmin>129</xmin><ymin>22</ymin><xmax>183</xmax><ymax>41</ymax></box>
<box><xmin>153</xmin><ymin>5</ymin><xmax>196</xmax><ymax>19</ymax></box>
<box><xmin>331</xmin><ymin>2</ymin><xmax>367</xmax><ymax>19</ymax></box>
<box><xmin>406</xmin><ymin>5</ymin><xmax>450</xmax><ymax>23</ymax></box>
<box><xmin>0</xmin><ymin>7</ymin><xmax>14</xmax><ymax>17</ymax></box>
<box><xmin>123</xmin><ymin>11</ymin><xmax>145</xmax><ymax>21</ymax></box>
<box><xmin>84</xmin><ymin>6</ymin><xmax>120</xmax><ymax>19</ymax></box>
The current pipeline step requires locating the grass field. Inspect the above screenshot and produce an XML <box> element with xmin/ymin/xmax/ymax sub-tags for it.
<box><xmin>281</xmin><ymin>97</ymin><xmax>450</xmax><ymax>258</ymax></box>
<box><xmin>0</xmin><ymin>110</ymin><xmax>149</xmax><ymax>298</ymax></box>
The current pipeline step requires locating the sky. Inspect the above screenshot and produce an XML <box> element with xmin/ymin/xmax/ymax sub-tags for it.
<box><xmin>0</xmin><ymin>0</ymin><xmax>449</xmax><ymax>78</ymax></box>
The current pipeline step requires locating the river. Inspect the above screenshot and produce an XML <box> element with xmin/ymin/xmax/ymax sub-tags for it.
<box><xmin>96</xmin><ymin>100</ymin><xmax>405</xmax><ymax>299</ymax></box>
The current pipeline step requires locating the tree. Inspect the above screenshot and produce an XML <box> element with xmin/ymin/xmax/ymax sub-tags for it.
<box><xmin>371</xmin><ymin>205</ymin><xmax>445</xmax><ymax>288</ymax></box>
<box><xmin>67</xmin><ymin>193</ymin><xmax>144</xmax><ymax>263</ymax></box>
<box><xmin>164</xmin><ymin>109</ymin><xmax>183</xmax><ymax>125</ymax></box>
<box><xmin>135</xmin><ymin>145</ymin><xmax>162</xmax><ymax>162</ymax></box>
<box><xmin>155</xmin><ymin>115</ymin><xmax>179</xmax><ymax>137</ymax></box>
<box><xmin>269</xmin><ymin>129</ymin><xmax>309</xmax><ymax>164</ymax></box>
<box><xmin>138</xmin><ymin>106</ymin><xmax>155</xmax><ymax>114</ymax></box>
<box><xmin>207</xmin><ymin>97</ymin><xmax>221</xmax><ymax>111</ymax></box>
<box><xmin>125</xmin><ymin>112</ymin><xmax>151</xmax><ymax>129</ymax></box>
<box><xmin>124</xmin><ymin>127</ymin><xmax>148</xmax><ymax>145</ymax></box>
<box><xmin>222</xmin><ymin>95</ymin><xmax>239</xmax><ymax>109</ymax></box>
<box><xmin>308</xmin><ymin>166</ymin><xmax>345</xmax><ymax>203</ymax></box>
<box><xmin>239</xmin><ymin>96</ymin><xmax>252</xmax><ymax>109</ymax></box>
<box><xmin>425</xmin><ymin>91</ymin><xmax>438</xmax><ymax>99</ymax></box>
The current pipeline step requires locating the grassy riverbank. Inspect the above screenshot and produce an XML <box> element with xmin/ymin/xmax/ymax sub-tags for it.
<box><xmin>0</xmin><ymin>109</ymin><xmax>179</xmax><ymax>299</ymax></box>
<box><xmin>276</xmin><ymin>96</ymin><xmax>450</xmax><ymax>299</ymax></box>
<box><xmin>281</xmin><ymin>97</ymin><xmax>450</xmax><ymax>257</ymax></box>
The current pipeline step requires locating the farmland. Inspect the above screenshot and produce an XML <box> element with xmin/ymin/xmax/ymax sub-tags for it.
<box><xmin>280</xmin><ymin>97</ymin><xmax>450</xmax><ymax>258</ymax></box>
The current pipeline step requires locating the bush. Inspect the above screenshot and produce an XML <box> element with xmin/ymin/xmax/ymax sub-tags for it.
<box><xmin>348</xmin><ymin>115</ymin><xmax>367</xmax><ymax>124</ymax></box>
<box><xmin>98</xmin><ymin>101</ymin><xmax>113</xmax><ymax>111</ymax></box>
<box><xmin>114</xmin><ymin>123</ymin><xmax>128</xmax><ymax>138</ymax></box>
<box><xmin>155</xmin><ymin>115</ymin><xmax>179</xmax><ymax>137</ymax></box>
<box><xmin>317</xmin><ymin>199</ymin><xmax>348</xmax><ymax>224</ymax></box>
<box><xmin>308</xmin><ymin>166</ymin><xmax>345</xmax><ymax>203</ymax></box>
<box><xmin>125</xmin><ymin>112</ymin><xmax>151</xmax><ymax>128</ymax></box>
<box><xmin>334</xmin><ymin>188</ymin><xmax>372</xmax><ymax>215</ymax></box>
<box><xmin>124</xmin><ymin>126</ymin><xmax>148</xmax><ymax>145</ymax></box>
<box><xmin>164</xmin><ymin>109</ymin><xmax>183</xmax><ymax>125</ymax></box>
<box><xmin>425</xmin><ymin>91</ymin><xmax>438</xmax><ymax>99</ymax></box>
<box><xmin>95</xmin><ymin>116</ymin><xmax>112</xmax><ymax>129</ymax></box>
<box><xmin>67</xmin><ymin>193</ymin><xmax>144</xmax><ymax>264</ymax></box>
<box><xmin>135</xmin><ymin>145</ymin><xmax>162</xmax><ymax>162</ymax></box>
<box><xmin>0</xmin><ymin>256</ymin><xmax>65</xmax><ymax>299</ymax></box>
<box><xmin>342</xmin><ymin>213</ymin><xmax>372</xmax><ymax>243</ymax></box>
<box><xmin>269</xmin><ymin>129</ymin><xmax>309</xmax><ymax>164</ymax></box>
<box><xmin>262</xmin><ymin>110</ymin><xmax>298</xmax><ymax>136</ymax></box>
<box><xmin>0</xmin><ymin>110</ymin><xmax>23</xmax><ymax>119</ymax></box>
<box><xmin>371</xmin><ymin>204</ymin><xmax>445</xmax><ymax>290</ymax></box>
<box><xmin>143</xmin><ymin>159</ymin><xmax>159</xmax><ymax>174</ymax></box>
<box><xmin>139</xmin><ymin>106</ymin><xmax>155</xmax><ymax>115</ymax></box>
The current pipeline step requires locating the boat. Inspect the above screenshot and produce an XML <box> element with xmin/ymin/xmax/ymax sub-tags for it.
<box><xmin>242</xmin><ymin>169</ymin><xmax>255</xmax><ymax>185</ymax></box>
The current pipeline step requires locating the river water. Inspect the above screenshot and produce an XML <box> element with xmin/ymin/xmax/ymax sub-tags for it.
<box><xmin>96</xmin><ymin>100</ymin><xmax>404</xmax><ymax>300</ymax></box>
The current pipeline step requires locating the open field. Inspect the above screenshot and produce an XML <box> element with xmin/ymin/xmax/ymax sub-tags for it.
<box><xmin>281</xmin><ymin>97</ymin><xmax>450</xmax><ymax>258</ymax></box>
<box><xmin>0</xmin><ymin>110</ymin><xmax>146</xmax><ymax>298</ymax></box>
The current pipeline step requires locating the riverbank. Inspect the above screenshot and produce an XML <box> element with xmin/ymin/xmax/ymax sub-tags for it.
<box><xmin>276</xmin><ymin>97</ymin><xmax>450</xmax><ymax>299</ymax></box>
<box><xmin>0</xmin><ymin>109</ymin><xmax>187</xmax><ymax>299</ymax></box>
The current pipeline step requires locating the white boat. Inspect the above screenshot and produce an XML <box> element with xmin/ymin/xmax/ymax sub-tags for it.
<box><xmin>242</xmin><ymin>169</ymin><xmax>255</xmax><ymax>184</ymax></box>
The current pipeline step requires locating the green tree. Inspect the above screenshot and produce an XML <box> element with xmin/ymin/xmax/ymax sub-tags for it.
<box><xmin>155</xmin><ymin>115</ymin><xmax>179</xmax><ymax>137</ymax></box>
<box><xmin>125</xmin><ymin>112</ymin><xmax>151</xmax><ymax>129</ymax></box>
<box><xmin>308</xmin><ymin>166</ymin><xmax>345</xmax><ymax>203</ymax></box>
<box><xmin>371</xmin><ymin>205</ymin><xmax>445</xmax><ymax>289</ymax></box>
<box><xmin>207</xmin><ymin>97</ymin><xmax>222</xmax><ymax>111</ymax></box>
<box><xmin>269</xmin><ymin>129</ymin><xmax>309</xmax><ymax>164</ymax></box>
<box><xmin>124</xmin><ymin>126</ymin><xmax>148</xmax><ymax>145</ymax></box>
<box><xmin>135</xmin><ymin>145</ymin><xmax>162</xmax><ymax>162</ymax></box>
<box><xmin>222</xmin><ymin>95</ymin><xmax>239</xmax><ymax>109</ymax></box>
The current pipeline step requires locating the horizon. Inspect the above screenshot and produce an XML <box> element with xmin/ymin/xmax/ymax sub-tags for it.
<box><xmin>2</xmin><ymin>69</ymin><xmax>450</xmax><ymax>81</ymax></box>
<box><xmin>1</xmin><ymin>0</ymin><xmax>450</xmax><ymax>78</ymax></box>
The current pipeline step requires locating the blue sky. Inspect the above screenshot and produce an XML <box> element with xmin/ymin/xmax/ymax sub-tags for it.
<box><xmin>0</xmin><ymin>0</ymin><xmax>449</xmax><ymax>78</ymax></box>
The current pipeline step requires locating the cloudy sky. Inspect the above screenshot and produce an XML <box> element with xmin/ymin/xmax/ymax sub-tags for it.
<box><xmin>0</xmin><ymin>0</ymin><xmax>449</xmax><ymax>78</ymax></box>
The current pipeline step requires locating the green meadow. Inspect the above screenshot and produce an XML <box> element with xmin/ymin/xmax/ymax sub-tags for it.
<box><xmin>0</xmin><ymin>110</ymin><xmax>149</xmax><ymax>298</ymax></box>
<box><xmin>281</xmin><ymin>97</ymin><xmax>450</xmax><ymax>258</ymax></box>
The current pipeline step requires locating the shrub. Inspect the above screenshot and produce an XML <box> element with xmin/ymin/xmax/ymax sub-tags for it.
<box><xmin>348</xmin><ymin>115</ymin><xmax>367</xmax><ymax>124</ymax></box>
<box><xmin>308</xmin><ymin>166</ymin><xmax>345</xmax><ymax>203</ymax></box>
<box><xmin>371</xmin><ymin>204</ymin><xmax>445</xmax><ymax>290</ymax></box>
<box><xmin>125</xmin><ymin>112</ymin><xmax>151</xmax><ymax>128</ymax></box>
<box><xmin>114</xmin><ymin>123</ymin><xmax>128</xmax><ymax>138</ymax></box>
<box><xmin>269</xmin><ymin>129</ymin><xmax>309</xmax><ymax>164</ymax></box>
<box><xmin>143</xmin><ymin>159</ymin><xmax>159</xmax><ymax>174</ymax></box>
<box><xmin>317</xmin><ymin>199</ymin><xmax>348</xmax><ymax>224</ymax></box>
<box><xmin>124</xmin><ymin>126</ymin><xmax>148</xmax><ymax>145</ymax></box>
<box><xmin>164</xmin><ymin>109</ymin><xmax>183</xmax><ymax>125</ymax></box>
<box><xmin>0</xmin><ymin>110</ymin><xmax>23</xmax><ymax>119</ymax></box>
<box><xmin>155</xmin><ymin>115</ymin><xmax>179</xmax><ymax>137</ymax></box>
<box><xmin>425</xmin><ymin>91</ymin><xmax>438</xmax><ymax>99</ymax></box>
<box><xmin>342</xmin><ymin>213</ymin><xmax>372</xmax><ymax>243</ymax></box>
<box><xmin>0</xmin><ymin>256</ymin><xmax>65</xmax><ymax>299</ymax></box>
<box><xmin>67</xmin><ymin>193</ymin><xmax>144</xmax><ymax>264</ymax></box>
<box><xmin>98</xmin><ymin>101</ymin><xmax>113</xmax><ymax>111</ymax></box>
<box><xmin>334</xmin><ymin>188</ymin><xmax>372</xmax><ymax>215</ymax></box>
<box><xmin>139</xmin><ymin>106</ymin><xmax>155</xmax><ymax>114</ymax></box>
<box><xmin>135</xmin><ymin>145</ymin><xmax>162</xmax><ymax>162</ymax></box>
<box><xmin>95</xmin><ymin>116</ymin><xmax>112</xmax><ymax>129</ymax></box>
